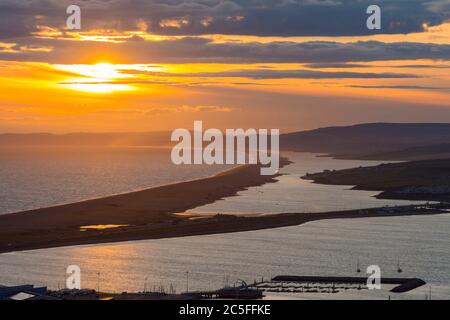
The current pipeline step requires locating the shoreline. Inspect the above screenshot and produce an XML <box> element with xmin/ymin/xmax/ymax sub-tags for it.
<box><xmin>1</xmin><ymin>154</ymin><xmax>448</xmax><ymax>255</ymax></box>
<box><xmin>1</xmin><ymin>205</ymin><xmax>448</xmax><ymax>254</ymax></box>
<box><xmin>301</xmin><ymin>157</ymin><xmax>450</xmax><ymax>202</ymax></box>
<box><xmin>0</xmin><ymin>159</ymin><xmax>291</xmax><ymax>253</ymax></box>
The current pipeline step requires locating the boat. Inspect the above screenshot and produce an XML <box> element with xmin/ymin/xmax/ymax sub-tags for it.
<box><xmin>216</xmin><ymin>280</ymin><xmax>264</xmax><ymax>299</ymax></box>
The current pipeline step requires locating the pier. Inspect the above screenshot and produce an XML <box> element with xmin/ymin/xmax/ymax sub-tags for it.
<box><xmin>245</xmin><ymin>275</ymin><xmax>426</xmax><ymax>294</ymax></box>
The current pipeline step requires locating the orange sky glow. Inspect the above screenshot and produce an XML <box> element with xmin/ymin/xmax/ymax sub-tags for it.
<box><xmin>0</xmin><ymin>6</ymin><xmax>449</xmax><ymax>133</ymax></box>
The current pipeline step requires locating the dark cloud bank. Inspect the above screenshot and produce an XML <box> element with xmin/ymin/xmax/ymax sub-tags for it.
<box><xmin>1</xmin><ymin>37</ymin><xmax>449</xmax><ymax>64</ymax></box>
<box><xmin>0</xmin><ymin>0</ymin><xmax>449</xmax><ymax>39</ymax></box>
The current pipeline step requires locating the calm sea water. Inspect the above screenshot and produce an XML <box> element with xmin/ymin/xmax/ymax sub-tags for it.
<box><xmin>0</xmin><ymin>147</ymin><xmax>232</xmax><ymax>215</ymax></box>
<box><xmin>0</xmin><ymin>149</ymin><xmax>448</xmax><ymax>299</ymax></box>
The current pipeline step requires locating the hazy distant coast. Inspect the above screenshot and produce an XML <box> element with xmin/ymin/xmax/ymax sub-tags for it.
<box><xmin>280</xmin><ymin>123</ymin><xmax>450</xmax><ymax>159</ymax></box>
<box><xmin>4</xmin><ymin>123</ymin><xmax>450</xmax><ymax>159</ymax></box>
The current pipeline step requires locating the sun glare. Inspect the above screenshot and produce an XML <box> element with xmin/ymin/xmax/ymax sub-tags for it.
<box><xmin>56</xmin><ymin>62</ymin><xmax>132</xmax><ymax>93</ymax></box>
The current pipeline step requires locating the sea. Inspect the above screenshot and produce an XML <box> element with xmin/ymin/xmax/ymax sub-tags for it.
<box><xmin>0</xmin><ymin>147</ymin><xmax>448</xmax><ymax>299</ymax></box>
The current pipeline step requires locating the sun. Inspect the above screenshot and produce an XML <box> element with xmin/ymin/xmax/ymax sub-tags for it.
<box><xmin>70</xmin><ymin>63</ymin><xmax>123</xmax><ymax>79</ymax></box>
<box><xmin>56</xmin><ymin>62</ymin><xmax>133</xmax><ymax>93</ymax></box>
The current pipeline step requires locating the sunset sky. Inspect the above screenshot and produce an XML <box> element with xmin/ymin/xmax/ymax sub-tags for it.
<box><xmin>0</xmin><ymin>0</ymin><xmax>449</xmax><ymax>133</ymax></box>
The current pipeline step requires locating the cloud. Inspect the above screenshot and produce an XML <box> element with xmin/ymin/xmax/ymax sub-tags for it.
<box><xmin>78</xmin><ymin>105</ymin><xmax>233</xmax><ymax>117</ymax></box>
<box><xmin>0</xmin><ymin>0</ymin><xmax>448</xmax><ymax>39</ymax></box>
<box><xmin>2</xmin><ymin>36</ymin><xmax>449</xmax><ymax>64</ymax></box>
<box><xmin>426</xmin><ymin>0</ymin><xmax>450</xmax><ymax>14</ymax></box>
<box><xmin>121</xmin><ymin>68</ymin><xmax>420</xmax><ymax>80</ymax></box>
<box><xmin>145</xmin><ymin>105</ymin><xmax>233</xmax><ymax>115</ymax></box>
<box><xmin>348</xmin><ymin>85</ymin><xmax>450</xmax><ymax>91</ymax></box>
<box><xmin>387</xmin><ymin>64</ymin><xmax>450</xmax><ymax>69</ymax></box>
<box><xmin>0</xmin><ymin>1</ymin><xmax>449</xmax><ymax>65</ymax></box>
<box><xmin>304</xmin><ymin>63</ymin><xmax>371</xmax><ymax>68</ymax></box>
<box><xmin>177</xmin><ymin>69</ymin><xmax>420</xmax><ymax>79</ymax></box>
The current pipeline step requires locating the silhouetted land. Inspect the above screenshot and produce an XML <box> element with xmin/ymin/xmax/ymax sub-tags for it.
<box><xmin>281</xmin><ymin>123</ymin><xmax>450</xmax><ymax>159</ymax></box>
<box><xmin>303</xmin><ymin>158</ymin><xmax>450</xmax><ymax>201</ymax></box>
<box><xmin>337</xmin><ymin>143</ymin><xmax>450</xmax><ymax>161</ymax></box>
<box><xmin>0</xmin><ymin>202</ymin><xmax>446</xmax><ymax>254</ymax></box>
<box><xmin>4</xmin><ymin>123</ymin><xmax>450</xmax><ymax>161</ymax></box>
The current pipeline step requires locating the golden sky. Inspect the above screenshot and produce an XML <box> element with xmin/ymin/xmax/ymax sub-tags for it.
<box><xmin>0</xmin><ymin>1</ymin><xmax>449</xmax><ymax>133</ymax></box>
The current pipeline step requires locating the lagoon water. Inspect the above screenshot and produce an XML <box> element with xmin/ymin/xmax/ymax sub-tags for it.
<box><xmin>0</xmin><ymin>149</ymin><xmax>449</xmax><ymax>299</ymax></box>
<box><xmin>190</xmin><ymin>152</ymin><xmax>424</xmax><ymax>215</ymax></box>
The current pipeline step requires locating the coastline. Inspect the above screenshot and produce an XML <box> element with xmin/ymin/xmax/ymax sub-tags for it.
<box><xmin>1</xmin><ymin>204</ymin><xmax>447</xmax><ymax>254</ymax></box>
<box><xmin>0</xmin><ymin>159</ymin><xmax>290</xmax><ymax>253</ymax></box>
<box><xmin>1</xmin><ymin>155</ymin><xmax>448</xmax><ymax>255</ymax></box>
<box><xmin>301</xmin><ymin>158</ymin><xmax>450</xmax><ymax>202</ymax></box>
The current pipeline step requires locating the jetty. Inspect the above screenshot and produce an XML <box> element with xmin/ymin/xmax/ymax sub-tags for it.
<box><xmin>247</xmin><ymin>275</ymin><xmax>426</xmax><ymax>294</ymax></box>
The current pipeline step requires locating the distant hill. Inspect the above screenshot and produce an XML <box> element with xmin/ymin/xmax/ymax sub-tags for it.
<box><xmin>344</xmin><ymin>143</ymin><xmax>450</xmax><ymax>161</ymax></box>
<box><xmin>3</xmin><ymin>123</ymin><xmax>450</xmax><ymax>161</ymax></box>
<box><xmin>281</xmin><ymin>123</ymin><xmax>450</xmax><ymax>158</ymax></box>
